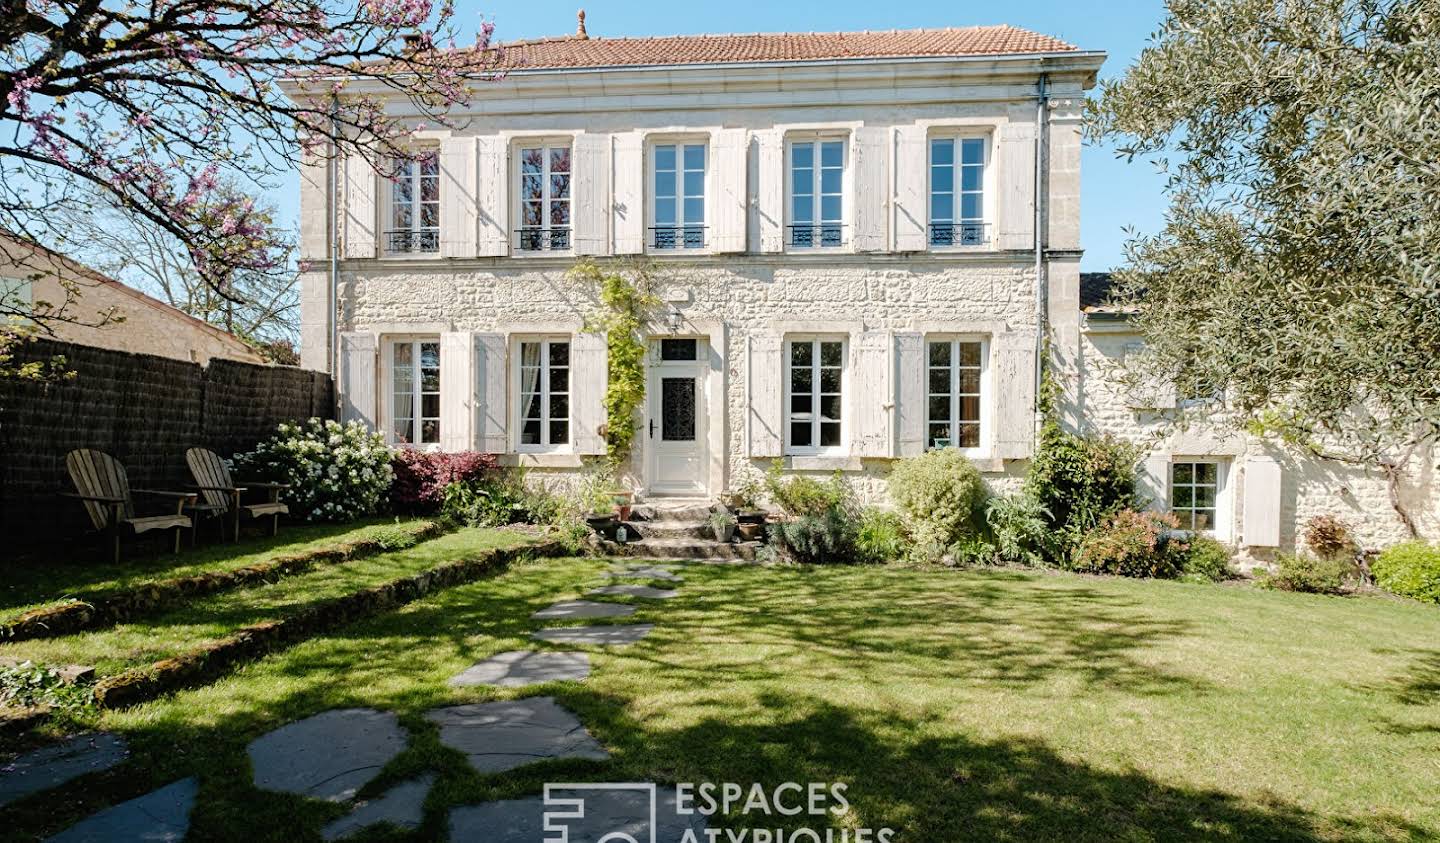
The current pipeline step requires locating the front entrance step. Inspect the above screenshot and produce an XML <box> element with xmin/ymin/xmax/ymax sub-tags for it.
<box><xmin>630</xmin><ymin>501</ymin><xmax>714</xmax><ymax>523</ymax></box>
<box><xmin>600</xmin><ymin>537</ymin><xmax>758</xmax><ymax>562</ymax></box>
<box><xmin>626</xmin><ymin>520</ymin><xmax>713</xmax><ymax>540</ymax></box>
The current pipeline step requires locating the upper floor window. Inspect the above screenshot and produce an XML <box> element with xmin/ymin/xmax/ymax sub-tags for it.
<box><xmin>651</xmin><ymin>142</ymin><xmax>706</xmax><ymax>250</ymax></box>
<box><xmin>786</xmin><ymin>337</ymin><xmax>845</xmax><ymax>453</ymax></box>
<box><xmin>391</xmin><ymin>339</ymin><xmax>440</xmax><ymax>445</ymax></box>
<box><xmin>927</xmin><ymin>339</ymin><xmax>986</xmax><ymax>452</ymax></box>
<box><xmin>518</xmin><ymin>338</ymin><xmax>571</xmax><ymax>450</ymax></box>
<box><xmin>788</xmin><ymin>139</ymin><xmax>844</xmax><ymax>248</ymax></box>
<box><xmin>386</xmin><ymin>153</ymin><xmax>439</xmax><ymax>255</ymax></box>
<box><xmin>518</xmin><ymin>145</ymin><xmax>571</xmax><ymax>252</ymax></box>
<box><xmin>929</xmin><ymin>137</ymin><xmax>987</xmax><ymax>247</ymax></box>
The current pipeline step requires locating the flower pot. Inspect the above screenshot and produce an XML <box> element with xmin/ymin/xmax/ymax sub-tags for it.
<box><xmin>616</xmin><ymin>504</ymin><xmax>633</xmax><ymax>522</ymax></box>
<box><xmin>714</xmin><ymin>523</ymin><xmax>736</xmax><ymax>542</ymax></box>
<box><xmin>736</xmin><ymin>522</ymin><xmax>765</xmax><ymax>542</ymax></box>
<box><xmin>586</xmin><ymin>513</ymin><xmax>617</xmax><ymax>539</ymax></box>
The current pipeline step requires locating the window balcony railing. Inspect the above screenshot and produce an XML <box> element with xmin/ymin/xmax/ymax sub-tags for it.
<box><xmin>928</xmin><ymin>222</ymin><xmax>990</xmax><ymax>247</ymax></box>
<box><xmin>384</xmin><ymin>229</ymin><xmax>439</xmax><ymax>255</ymax></box>
<box><xmin>787</xmin><ymin>223</ymin><xmax>846</xmax><ymax>248</ymax></box>
<box><xmin>515</xmin><ymin>227</ymin><xmax>571</xmax><ymax>252</ymax></box>
<box><xmin>650</xmin><ymin>225</ymin><xmax>707</xmax><ymax>250</ymax></box>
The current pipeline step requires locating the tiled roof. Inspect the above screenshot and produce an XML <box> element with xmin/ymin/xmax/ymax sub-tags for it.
<box><xmin>483</xmin><ymin>26</ymin><xmax>1078</xmax><ymax>71</ymax></box>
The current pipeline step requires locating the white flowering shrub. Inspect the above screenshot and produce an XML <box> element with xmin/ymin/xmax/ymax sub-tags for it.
<box><xmin>233</xmin><ymin>418</ymin><xmax>395</xmax><ymax>522</ymax></box>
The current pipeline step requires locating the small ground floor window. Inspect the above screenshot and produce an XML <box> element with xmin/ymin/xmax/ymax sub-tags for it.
<box><xmin>1171</xmin><ymin>460</ymin><xmax>1221</xmax><ymax>532</ymax></box>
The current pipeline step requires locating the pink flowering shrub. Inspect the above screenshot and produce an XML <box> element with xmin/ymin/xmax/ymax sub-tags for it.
<box><xmin>1073</xmin><ymin>509</ymin><xmax>1190</xmax><ymax>579</ymax></box>
<box><xmin>389</xmin><ymin>450</ymin><xmax>498</xmax><ymax>514</ymax></box>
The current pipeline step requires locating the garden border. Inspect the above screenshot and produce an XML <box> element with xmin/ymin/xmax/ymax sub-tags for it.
<box><xmin>0</xmin><ymin>520</ymin><xmax>451</xmax><ymax>642</ymax></box>
<box><xmin>91</xmin><ymin>539</ymin><xmax>567</xmax><ymax>709</ymax></box>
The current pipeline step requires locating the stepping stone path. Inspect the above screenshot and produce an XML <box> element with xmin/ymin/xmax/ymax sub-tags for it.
<box><xmin>248</xmin><ymin>708</ymin><xmax>408</xmax><ymax>802</ymax></box>
<box><xmin>320</xmin><ymin>774</ymin><xmax>434</xmax><ymax>841</ymax></box>
<box><xmin>532</xmin><ymin>623</ymin><xmax>655</xmax><ymax>647</ymax></box>
<box><xmin>426</xmin><ymin>697</ymin><xmax>608</xmax><ymax>774</ymax></box>
<box><xmin>47</xmin><ymin>777</ymin><xmax>197</xmax><ymax>843</ymax></box>
<box><xmin>0</xmin><ymin>733</ymin><xmax>128</xmax><ymax>809</ymax></box>
<box><xmin>531</xmin><ymin>600</ymin><xmax>637</xmax><ymax>620</ymax></box>
<box><xmin>448</xmin><ymin>650</ymin><xmax>591</xmax><ymax>688</ymax></box>
<box><xmin>449</xmin><ymin>784</ymin><xmax>707</xmax><ymax>842</ymax></box>
<box><xmin>588</xmin><ymin>583</ymin><xmax>678</xmax><ymax>599</ymax></box>
<box><xmin>609</xmin><ymin>565</ymin><xmax>683</xmax><ymax>582</ymax></box>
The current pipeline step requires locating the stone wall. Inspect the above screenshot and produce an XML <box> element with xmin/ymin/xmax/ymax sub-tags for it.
<box><xmin>0</xmin><ymin>339</ymin><xmax>332</xmax><ymax>553</ymax></box>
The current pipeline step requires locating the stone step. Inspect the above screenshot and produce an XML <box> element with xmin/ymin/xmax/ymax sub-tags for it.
<box><xmin>624</xmin><ymin>520</ymin><xmax>713</xmax><ymax>540</ymax></box>
<box><xmin>601</xmin><ymin>538</ymin><xmax>758</xmax><ymax>562</ymax></box>
<box><xmin>630</xmin><ymin>502</ymin><xmax>715</xmax><ymax>523</ymax></box>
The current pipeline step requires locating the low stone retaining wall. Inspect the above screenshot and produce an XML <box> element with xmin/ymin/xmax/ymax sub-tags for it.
<box><xmin>0</xmin><ymin>520</ymin><xmax>450</xmax><ymax>642</ymax></box>
<box><xmin>92</xmin><ymin>540</ymin><xmax>566</xmax><ymax>709</ymax></box>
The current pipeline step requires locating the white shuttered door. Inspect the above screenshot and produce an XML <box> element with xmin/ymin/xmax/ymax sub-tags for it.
<box><xmin>571</xmin><ymin>332</ymin><xmax>609</xmax><ymax>455</ymax></box>
<box><xmin>748</xmin><ymin>333</ymin><xmax>784</xmax><ymax>457</ymax></box>
<box><xmin>439</xmin><ymin>332</ymin><xmax>473</xmax><ymax>451</ymax></box>
<box><xmin>992</xmin><ymin>333</ymin><xmax>1038</xmax><ymax>459</ymax></box>
<box><xmin>894</xmin><ymin>332</ymin><xmax>927</xmax><ymax>457</ymax></box>
<box><xmin>851</xmin><ymin>331</ymin><xmax>892</xmax><ymax>456</ymax></box>
<box><xmin>339</xmin><ymin>332</ymin><xmax>378</xmax><ymax>428</ymax></box>
<box><xmin>1243</xmin><ymin>457</ymin><xmax>1283</xmax><ymax>547</ymax></box>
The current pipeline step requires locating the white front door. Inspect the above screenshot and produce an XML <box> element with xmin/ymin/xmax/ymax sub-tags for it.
<box><xmin>646</xmin><ymin>337</ymin><xmax>708</xmax><ymax>496</ymax></box>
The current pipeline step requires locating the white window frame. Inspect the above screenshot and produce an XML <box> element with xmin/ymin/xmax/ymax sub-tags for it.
<box><xmin>385</xmin><ymin>336</ymin><xmax>441</xmax><ymax>447</ymax></box>
<box><xmin>647</xmin><ymin>138</ymin><xmax>708</xmax><ymax>252</ymax></box>
<box><xmin>1169</xmin><ymin>458</ymin><xmax>1232</xmax><ymax>540</ymax></box>
<box><xmin>783</xmin><ymin>334</ymin><xmax>848</xmax><ymax>456</ymax></box>
<box><xmin>923</xmin><ymin>336</ymin><xmax>992</xmax><ymax>458</ymax></box>
<box><xmin>927</xmin><ymin>133</ymin><xmax>992</xmax><ymax>250</ymax></box>
<box><xmin>513</xmin><ymin>139</ymin><xmax>574</xmax><ymax>254</ymax></box>
<box><xmin>512</xmin><ymin>335</ymin><xmax>573</xmax><ymax>454</ymax></box>
<box><xmin>784</xmin><ymin>135</ymin><xmax>848</xmax><ymax>251</ymax></box>
<box><xmin>384</xmin><ymin>152</ymin><xmax>440</xmax><ymax>256</ymax></box>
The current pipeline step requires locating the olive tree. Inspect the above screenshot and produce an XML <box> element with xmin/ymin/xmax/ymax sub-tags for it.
<box><xmin>1089</xmin><ymin>0</ymin><xmax>1440</xmax><ymax>534</ymax></box>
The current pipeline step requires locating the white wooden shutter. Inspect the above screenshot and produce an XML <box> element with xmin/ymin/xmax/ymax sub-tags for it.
<box><xmin>439</xmin><ymin>332</ymin><xmax>474</xmax><ymax>451</ymax></box>
<box><xmin>612</xmin><ymin>131</ymin><xmax>645</xmax><ymax>254</ymax></box>
<box><xmin>1243</xmin><ymin>457</ymin><xmax>1283</xmax><ymax>547</ymax></box>
<box><xmin>895</xmin><ymin>332</ymin><xmax>926</xmax><ymax>457</ymax></box>
<box><xmin>712</xmin><ymin>128</ymin><xmax>749</xmax><ymax>253</ymax></box>
<box><xmin>756</xmin><ymin>130</ymin><xmax>785</xmax><ymax>254</ymax></box>
<box><xmin>1138</xmin><ymin>452</ymin><xmax>1171</xmax><ymax>511</ymax></box>
<box><xmin>851</xmin><ymin>127</ymin><xmax>889</xmax><ymax>253</ymax></box>
<box><xmin>851</xmin><ymin>330</ymin><xmax>892</xmax><ymax>456</ymax></box>
<box><xmin>571</xmin><ymin>331</ymin><xmax>609</xmax><ymax>455</ymax></box>
<box><xmin>993</xmin><ymin>333</ymin><xmax>1038</xmax><ymax>459</ymax></box>
<box><xmin>439</xmin><ymin>137</ymin><xmax>479</xmax><ymax>259</ymax></box>
<box><xmin>997</xmin><ymin>121</ymin><xmax>1036</xmax><ymax>251</ymax></box>
<box><xmin>1124</xmin><ymin>342</ymin><xmax>1178</xmax><ymax>410</ymax></box>
<box><xmin>475</xmin><ymin>333</ymin><xmax>508</xmax><ymax>453</ymax></box>
<box><xmin>343</xmin><ymin>156</ymin><xmax>377</xmax><ymax>259</ymax></box>
<box><xmin>339</xmin><ymin>332</ymin><xmax>377</xmax><ymax>428</ymax></box>
<box><xmin>748</xmin><ymin>333</ymin><xmax>784</xmax><ymax>457</ymax></box>
<box><xmin>574</xmin><ymin>133</ymin><xmax>611</xmax><ymax>256</ymax></box>
<box><xmin>893</xmin><ymin>125</ymin><xmax>928</xmax><ymax>252</ymax></box>
<box><xmin>477</xmin><ymin>136</ymin><xmax>509</xmax><ymax>256</ymax></box>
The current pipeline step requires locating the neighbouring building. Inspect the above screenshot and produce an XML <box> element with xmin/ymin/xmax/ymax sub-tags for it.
<box><xmin>284</xmin><ymin>21</ymin><xmax>1436</xmax><ymax>558</ymax></box>
<box><xmin>0</xmin><ymin>232</ymin><xmax>266</xmax><ymax>365</ymax></box>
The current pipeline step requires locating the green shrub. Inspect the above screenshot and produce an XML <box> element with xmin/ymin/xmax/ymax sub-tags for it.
<box><xmin>1073</xmin><ymin>509</ymin><xmax>1189</xmax><ymax>579</ymax></box>
<box><xmin>1260</xmin><ymin>553</ymin><xmax>1355</xmax><ymax>595</ymax></box>
<box><xmin>1025</xmin><ymin>422</ymin><xmax>1140</xmax><ymax>553</ymax></box>
<box><xmin>442</xmin><ymin>471</ymin><xmax>528</xmax><ymax>528</ymax></box>
<box><xmin>986</xmin><ymin>492</ymin><xmax>1055</xmax><ymax>567</ymax></box>
<box><xmin>233</xmin><ymin>418</ymin><xmax>394</xmax><ymax>522</ymax></box>
<box><xmin>0</xmin><ymin>661</ymin><xmax>94</xmax><ymax>711</ymax></box>
<box><xmin>887</xmin><ymin>448</ymin><xmax>988</xmax><ymax>559</ymax></box>
<box><xmin>768</xmin><ymin>508</ymin><xmax>859</xmax><ymax>565</ymax></box>
<box><xmin>369</xmin><ymin>523</ymin><xmax>422</xmax><ymax>552</ymax></box>
<box><xmin>1303</xmin><ymin>515</ymin><xmax>1357</xmax><ymax>561</ymax></box>
<box><xmin>765</xmin><ymin>463</ymin><xmax>851</xmax><ymax>518</ymax></box>
<box><xmin>1181</xmin><ymin>536</ymin><xmax>1235</xmax><ymax>583</ymax></box>
<box><xmin>855</xmin><ymin>508</ymin><xmax>906</xmax><ymax>564</ymax></box>
<box><xmin>1372</xmin><ymin>542</ymin><xmax>1440</xmax><ymax>605</ymax></box>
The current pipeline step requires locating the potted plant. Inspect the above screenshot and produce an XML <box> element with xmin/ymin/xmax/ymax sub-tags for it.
<box><xmin>582</xmin><ymin>470</ymin><xmax>618</xmax><ymax>538</ymax></box>
<box><xmin>611</xmin><ymin>488</ymin><xmax>635</xmax><ymax>522</ymax></box>
<box><xmin>709</xmin><ymin>509</ymin><xmax>738</xmax><ymax>542</ymax></box>
<box><xmin>730</xmin><ymin>475</ymin><xmax>766</xmax><ymax>524</ymax></box>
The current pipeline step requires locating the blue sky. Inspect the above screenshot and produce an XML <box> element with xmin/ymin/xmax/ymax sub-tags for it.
<box><xmin>275</xmin><ymin>0</ymin><xmax>1170</xmax><ymax>271</ymax></box>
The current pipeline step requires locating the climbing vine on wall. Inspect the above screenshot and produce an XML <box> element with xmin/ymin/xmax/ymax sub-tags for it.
<box><xmin>570</xmin><ymin>260</ymin><xmax>662</xmax><ymax>469</ymax></box>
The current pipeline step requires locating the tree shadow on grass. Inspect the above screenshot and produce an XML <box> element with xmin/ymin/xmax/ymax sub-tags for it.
<box><xmin>1360</xmin><ymin>648</ymin><xmax>1440</xmax><ymax>738</ymax></box>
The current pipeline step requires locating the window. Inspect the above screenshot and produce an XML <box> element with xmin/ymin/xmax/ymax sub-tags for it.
<box><xmin>386</xmin><ymin>153</ymin><xmax>439</xmax><ymax>254</ymax></box>
<box><xmin>518</xmin><ymin>338</ymin><xmax>570</xmax><ymax>449</ymax></box>
<box><xmin>0</xmin><ymin>276</ymin><xmax>32</xmax><ymax>322</ymax></box>
<box><xmin>391</xmin><ymin>340</ymin><xmax>440</xmax><ymax>445</ymax></box>
<box><xmin>651</xmin><ymin>143</ymin><xmax>706</xmax><ymax>249</ymax></box>
<box><xmin>1171</xmin><ymin>461</ymin><xmax>1220</xmax><ymax>532</ymax></box>
<box><xmin>786</xmin><ymin>338</ymin><xmax>844</xmax><ymax>453</ymax></box>
<box><xmin>926</xmin><ymin>339</ymin><xmax>985</xmax><ymax>451</ymax></box>
<box><xmin>518</xmin><ymin>145</ymin><xmax>571</xmax><ymax>252</ymax></box>
<box><xmin>929</xmin><ymin>137</ymin><xmax>986</xmax><ymax>246</ymax></box>
<box><xmin>788</xmin><ymin>139</ymin><xmax>844</xmax><ymax>248</ymax></box>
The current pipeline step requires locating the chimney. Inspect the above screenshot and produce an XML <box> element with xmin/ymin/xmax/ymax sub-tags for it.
<box><xmin>576</xmin><ymin>9</ymin><xmax>588</xmax><ymax>39</ymax></box>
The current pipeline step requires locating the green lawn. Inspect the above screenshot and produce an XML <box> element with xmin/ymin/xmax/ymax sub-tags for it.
<box><xmin>4</xmin><ymin>548</ymin><xmax>1438</xmax><ymax>841</ymax></box>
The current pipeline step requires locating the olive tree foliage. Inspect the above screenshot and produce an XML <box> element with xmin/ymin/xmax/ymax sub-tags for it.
<box><xmin>1089</xmin><ymin>0</ymin><xmax>1440</xmax><ymax>535</ymax></box>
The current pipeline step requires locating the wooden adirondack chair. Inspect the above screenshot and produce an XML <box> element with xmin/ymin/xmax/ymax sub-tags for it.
<box><xmin>185</xmin><ymin>448</ymin><xmax>290</xmax><ymax>541</ymax></box>
<box><xmin>62</xmin><ymin>449</ymin><xmax>196</xmax><ymax>563</ymax></box>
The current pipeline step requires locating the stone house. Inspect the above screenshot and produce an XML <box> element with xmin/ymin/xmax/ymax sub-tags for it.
<box><xmin>287</xmin><ymin>23</ymin><xmax>1436</xmax><ymax>555</ymax></box>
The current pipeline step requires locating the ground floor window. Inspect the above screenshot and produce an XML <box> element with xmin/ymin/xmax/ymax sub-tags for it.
<box><xmin>1171</xmin><ymin>461</ymin><xmax>1221</xmax><ymax>532</ymax></box>
<box><xmin>391</xmin><ymin>339</ymin><xmax>440</xmax><ymax>445</ymax></box>
<box><xmin>786</xmin><ymin>337</ymin><xmax>844</xmax><ymax>453</ymax></box>
<box><xmin>926</xmin><ymin>338</ymin><xmax>985</xmax><ymax>450</ymax></box>
<box><xmin>518</xmin><ymin>338</ymin><xmax>570</xmax><ymax>450</ymax></box>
